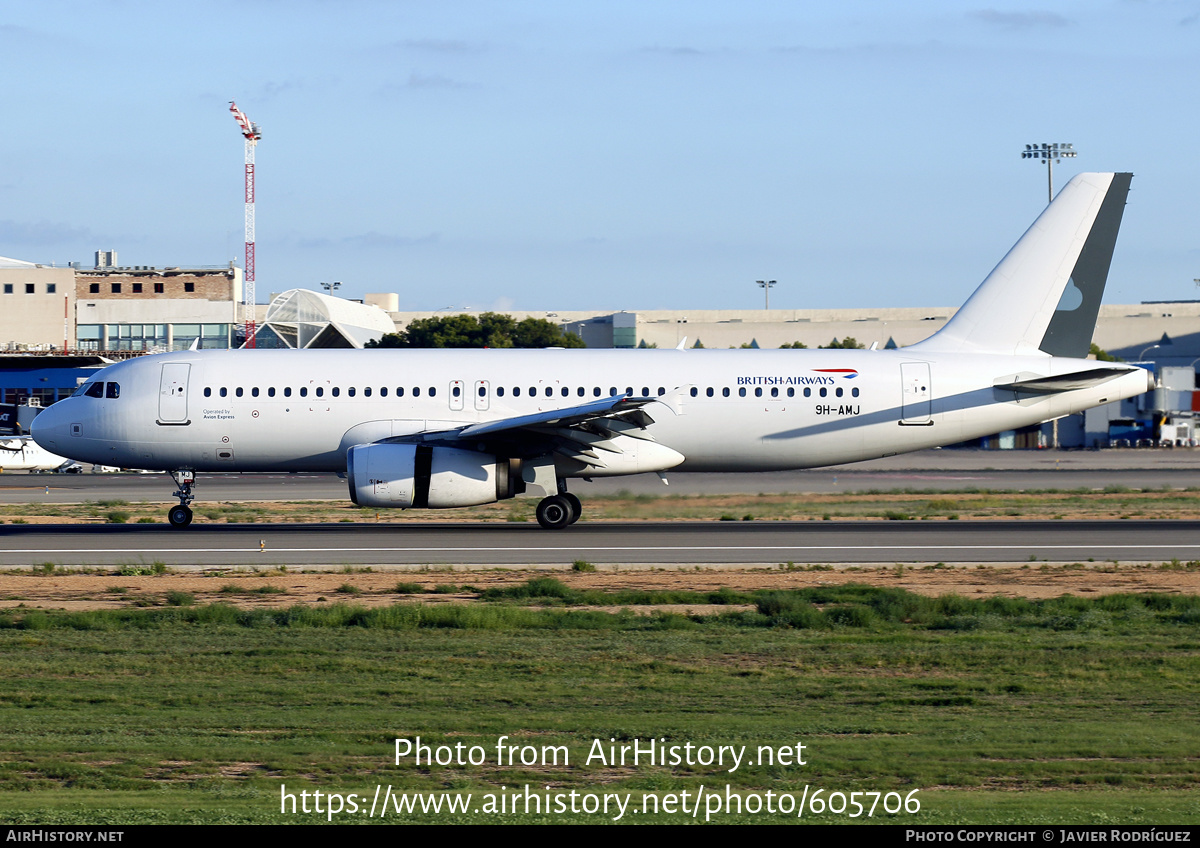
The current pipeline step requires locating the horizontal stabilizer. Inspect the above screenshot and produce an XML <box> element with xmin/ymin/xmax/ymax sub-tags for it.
<box><xmin>993</xmin><ymin>366</ymin><xmax>1135</xmax><ymax>395</ymax></box>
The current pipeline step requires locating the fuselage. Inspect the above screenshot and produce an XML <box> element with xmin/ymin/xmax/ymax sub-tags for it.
<box><xmin>30</xmin><ymin>347</ymin><xmax>1152</xmax><ymax>475</ymax></box>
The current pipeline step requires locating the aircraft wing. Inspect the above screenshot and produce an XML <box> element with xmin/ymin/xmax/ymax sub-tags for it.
<box><xmin>993</xmin><ymin>366</ymin><xmax>1135</xmax><ymax>395</ymax></box>
<box><xmin>383</xmin><ymin>394</ymin><xmax>669</xmax><ymax>470</ymax></box>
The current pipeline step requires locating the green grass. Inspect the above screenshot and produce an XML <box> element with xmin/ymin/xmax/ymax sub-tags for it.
<box><xmin>4</xmin><ymin>587</ymin><xmax>1200</xmax><ymax>823</ymax></box>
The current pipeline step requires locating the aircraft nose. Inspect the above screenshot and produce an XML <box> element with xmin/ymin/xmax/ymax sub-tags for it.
<box><xmin>30</xmin><ymin>402</ymin><xmax>69</xmax><ymax>452</ymax></box>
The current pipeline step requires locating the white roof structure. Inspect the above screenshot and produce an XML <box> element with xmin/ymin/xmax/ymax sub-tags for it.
<box><xmin>0</xmin><ymin>256</ymin><xmax>37</xmax><ymax>268</ymax></box>
<box><xmin>250</xmin><ymin>288</ymin><xmax>395</xmax><ymax>349</ymax></box>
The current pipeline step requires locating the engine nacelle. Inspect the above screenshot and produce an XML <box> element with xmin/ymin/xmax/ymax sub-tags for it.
<box><xmin>347</xmin><ymin>443</ymin><xmax>518</xmax><ymax>509</ymax></box>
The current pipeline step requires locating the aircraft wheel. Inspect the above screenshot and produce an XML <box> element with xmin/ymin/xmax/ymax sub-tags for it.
<box><xmin>168</xmin><ymin>504</ymin><xmax>193</xmax><ymax>528</ymax></box>
<box><xmin>536</xmin><ymin>495</ymin><xmax>573</xmax><ymax>530</ymax></box>
<box><xmin>563</xmin><ymin>493</ymin><xmax>582</xmax><ymax>525</ymax></box>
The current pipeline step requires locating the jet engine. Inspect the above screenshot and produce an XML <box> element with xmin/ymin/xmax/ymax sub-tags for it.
<box><xmin>346</xmin><ymin>443</ymin><xmax>520</xmax><ymax>509</ymax></box>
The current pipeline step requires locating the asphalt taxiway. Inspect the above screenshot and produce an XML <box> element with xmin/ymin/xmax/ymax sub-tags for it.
<box><xmin>2</xmin><ymin>521</ymin><xmax>1198</xmax><ymax>570</ymax></box>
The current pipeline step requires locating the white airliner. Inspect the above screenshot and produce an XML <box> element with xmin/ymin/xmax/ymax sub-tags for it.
<box><xmin>31</xmin><ymin>173</ymin><xmax>1153</xmax><ymax>529</ymax></box>
<box><xmin>0</xmin><ymin>436</ymin><xmax>78</xmax><ymax>473</ymax></box>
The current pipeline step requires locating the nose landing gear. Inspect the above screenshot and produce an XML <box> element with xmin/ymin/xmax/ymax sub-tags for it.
<box><xmin>167</xmin><ymin>470</ymin><xmax>195</xmax><ymax>528</ymax></box>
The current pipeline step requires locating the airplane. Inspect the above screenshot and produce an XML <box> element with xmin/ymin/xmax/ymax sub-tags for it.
<box><xmin>30</xmin><ymin>172</ymin><xmax>1153</xmax><ymax>529</ymax></box>
<box><xmin>0</xmin><ymin>436</ymin><xmax>80</xmax><ymax>473</ymax></box>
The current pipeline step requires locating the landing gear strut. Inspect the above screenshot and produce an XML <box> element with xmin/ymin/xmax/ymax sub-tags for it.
<box><xmin>535</xmin><ymin>484</ymin><xmax>582</xmax><ymax>530</ymax></box>
<box><xmin>168</xmin><ymin>470</ymin><xmax>195</xmax><ymax>528</ymax></box>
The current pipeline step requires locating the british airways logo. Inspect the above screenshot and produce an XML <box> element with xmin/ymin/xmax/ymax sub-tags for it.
<box><xmin>737</xmin><ymin>369</ymin><xmax>860</xmax><ymax>386</ymax></box>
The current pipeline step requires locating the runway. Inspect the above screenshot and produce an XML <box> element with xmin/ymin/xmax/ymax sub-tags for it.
<box><xmin>3</xmin><ymin>521</ymin><xmax>1200</xmax><ymax>569</ymax></box>
<box><xmin>3</xmin><ymin>448</ymin><xmax>1199</xmax><ymax>504</ymax></box>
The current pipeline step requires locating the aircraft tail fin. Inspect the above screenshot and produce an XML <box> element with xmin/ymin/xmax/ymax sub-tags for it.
<box><xmin>910</xmin><ymin>172</ymin><xmax>1132</xmax><ymax>357</ymax></box>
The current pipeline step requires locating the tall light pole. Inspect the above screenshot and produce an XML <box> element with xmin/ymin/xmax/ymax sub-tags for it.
<box><xmin>756</xmin><ymin>279</ymin><xmax>776</xmax><ymax>310</ymax></box>
<box><xmin>1022</xmin><ymin>143</ymin><xmax>1076</xmax><ymax>204</ymax></box>
<box><xmin>320</xmin><ymin>281</ymin><xmax>342</xmax><ymax>296</ymax></box>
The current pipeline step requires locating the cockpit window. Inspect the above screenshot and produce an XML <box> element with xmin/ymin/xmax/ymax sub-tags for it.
<box><xmin>84</xmin><ymin>382</ymin><xmax>104</xmax><ymax>399</ymax></box>
<box><xmin>105</xmin><ymin>382</ymin><xmax>120</xmax><ymax>399</ymax></box>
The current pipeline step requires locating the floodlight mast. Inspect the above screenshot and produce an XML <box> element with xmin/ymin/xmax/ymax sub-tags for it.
<box><xmin>756</xmin><ymin>279</ymin><xmax>776</xmax><ymax>310</ymax></box>
<box><xmin>230</xmin><ymin>101</ymin><xmax>262</xmax><ymax>348</ymax></box>
<box><xmin>1022</xmin><ymin>142</ymin><xmax>1076</xmax><ymax>205</ymax></box>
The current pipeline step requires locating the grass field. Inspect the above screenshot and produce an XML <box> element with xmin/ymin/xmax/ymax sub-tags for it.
<box><xmin>3</xmin><ymin>582</ymin><xmax>1200</xmax><ymax>824</ymax></box>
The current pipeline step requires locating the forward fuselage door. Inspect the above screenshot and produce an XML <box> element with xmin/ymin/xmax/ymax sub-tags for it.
<box><xmin>157</xmin><ymin>363</ymin><xmax>191</xmax><ymax>425</ymax></box>
<box><xmin>449</xmin><ymin>380</ymin><xmax>465</xmax><ymax>411</ymax></box>
<box><xmin>900</xmin><ymin>362</ymin><xmax>932</xmax><ymax>426</ymax></box>
<box><xmin>474</xmin><ymin>380</ymin><xmax>490</xmax><ymax>411</ymax></box>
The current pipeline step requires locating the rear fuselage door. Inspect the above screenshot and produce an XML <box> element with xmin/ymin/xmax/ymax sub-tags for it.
<box><xmin>900</xmin><ymin>362</ymin><xmax>932</xmax><ymax>425</ymax></box>
<box><xmin>158</xmin><ymin>363</ymin><xmax>191</xmax><ymax>425</ymax></box>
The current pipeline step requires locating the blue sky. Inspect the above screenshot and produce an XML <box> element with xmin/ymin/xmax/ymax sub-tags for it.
<box><xmin>2</xmin><ymin>1</ymin><xmax>1197</xmax><ymax>311</ymax></box>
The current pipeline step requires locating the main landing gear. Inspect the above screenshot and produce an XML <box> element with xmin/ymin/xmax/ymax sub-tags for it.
<box><xmin>536</xmin><ymin>487</ymin><xmax>582</xmax><ymax>530</ymax></box>
<box><xmin>167</xmin><ymin>470</ymin><xmax>195</xmax><ymax>528</ymax></box>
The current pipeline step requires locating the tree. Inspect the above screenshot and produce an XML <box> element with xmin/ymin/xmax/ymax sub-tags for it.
<box><xmin>1089</xmin><ymin>343</ymin><xmax>1121</xmax><ymax>362</ymax></box>
<box><xmin>365</xmin><ymin>313</ymin><xmax>585</xmax><ymax>349</ymax></box>
<box><xmin>821</xmin><ymin>337</ymin><xmax>865</xmax><ymax>349</ymax></box>
<box><xmin>779</xmin><ymin>341</ymin><xmax>808</xmax><ymax>349</ymax></box>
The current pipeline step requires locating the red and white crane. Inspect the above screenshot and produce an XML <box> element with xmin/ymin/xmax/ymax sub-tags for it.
<box><xmin>229</xmin><ymin>101</ymin><xmax>262</xmax><ymax>348</ymax></box>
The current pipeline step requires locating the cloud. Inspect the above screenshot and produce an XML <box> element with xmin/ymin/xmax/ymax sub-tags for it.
<box><xmin>377</xmin><ymin>73</ymin><xmax>476</xmax><ymax>96</ymax></box>
<box><xmin>1181</xmin><ymin>12</ymin><xmax>1199</xmax><ymax>25</ymax></box>
<box><xmin>297</xmin><ymin>232</ymin><xmax>440</xmax><ymax>250</ymax></box>
<box><xmin>0</xmin><ymin>220</ymin><xmax>92</xmax><ymax>246</ymax></box>
<box><xmin>638</xmin><ymin>45</ymin><xmax>709</xmax><ymax>57</ymax></box>
<box><xmin>968</xmin><ymin>9</ymin><xmax>1073</xmax><ymax>29</ymax></box>
<box><xmin>391</xmin><ymin>39</ymin><xmax>485</xmax><ymax>54</ymax></box>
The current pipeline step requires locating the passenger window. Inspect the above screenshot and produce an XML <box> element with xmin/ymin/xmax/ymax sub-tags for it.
<box><xmin>348</xmin><ymin>387</ymin><xmax>355</xmax><ymax>397</ymax></box>
<box><xmin>706</xmin><ymin>387</ymin><xmax>714</xmax><ymax>397</ymax></box>
<box><xmin>284</xmin><ymin>387</ymin><xmax>292</xmax><ymax>398</ymax></box>
<box><xmin>577</xmin><ymin>387</ymin><xmax>585</xmax><ymax>397</ymax></box>
<box><xmin>561</xmin><ymin>387</ymin><xmax>569</xmax><ymax>397</ymax></box>
<box><xmin>852</xmin><ymin>387</ymin><xmax>859</xmax><ymax>397</ymax></box>
<box><xmin>364</xmin><ymin>387</ymin><xmax>372</xmax><ymax>397</ymax></box>
<box><xmin>220</xmin><ymin>387</ymin><xmax>228</xmax><ymax>398</ymax></box>
<box><xmin>413</xmin><ymin>387</ymin><xmax>420</xmax><ymax>397</ymax></box>
<box><xmin>315</xmin><ymin>387</ymin><xmax>324</xmax><ymax>397</ymax></box>
<box><xmin>657</xmin><ymin>387</ymin><xmax>665</xmax><ymax>396</ymax></box>
<box><xmin>640</xmin><ymin>387</ymin><xmax>648</xmax><ymax>396</ymax></box>
<box><xmin>453</xmin><ymin>386</ymin><xmax>461</xmax><ymax>398</ymax></box>
<box><xmin>835</xmin><ymin>387</ymin><xmax>843</xmax><ymax>398</ymax></box>
<box><xmin>497</xmin><ymin>387</ymin><xmax>505</xmax><ymax>397</ymax></box>
<box><xmin>755</xmin><ymin>387</ymin><xmax>762</xmax><ymax>398</ymax></box>
<box><xmin>85</xmin><ymin>382</ymin><xmax>104</xmax><ymax>398</ymax></box>
<box><xmin>429</xmin><ymin>387</ymin><xmax>436</xmax><ymax>397</ymax></box>
<box><xmin>204</xmin><ymin>387</ymin><xmax>212</xmax><ymax>398</ymax></box>
<box><xmin>332</xmin><ymin>387</ymin><xmax>340</xmax><ymax>397</ymax></box>
<box><xmin>381</xmin><ymin>387</ymin><xmax>390</xmax><ymax>397</ymax></box>
<box><xmin>722</xmin><ymin>387</ymin><xmax>730</xmax><ymax>398</ymax></box>
<box><xmin>739</xmin><ymin>388</ymin><xmax>747</xmax><ymax>398</ymax></box>
<box><xmin>545</xmin><ymin>387</ymin><xmax>552</xmax><ymax>397</ymax></box>
<box><xmin>610</xmin><ymin>387</ymin><xmax>617</xmax><ymax>396</ymax></box>
<box><xmin>268</xmin><ymin>387</ymin><xmax>276</xmax><ymax>397</ymax></box>
<box><xmin>299</xmin><ymin>387</ymin><xmax>307</xmax><ymax>397</ymax></box>
<box><xmin>689</xmin><ymin>387</ymin><xmax>698</xmax><ymax>397</ymax></box>
<box><xmin>236</xmin><ymin>387</ymin><xmax>244</xmax><ymax>398</ymax></box>
<box><xmin>478</xmin><ymin>386</ymin><xmax>486</xmax><ymax>397</ymax></box>
<box><xmin>396</xmin><ymin>387</ymin><xmax>403</xmax><ymax>397</ymax></box>
<box><xmin>252</xmin><ymin>387</ymin><xmax>259</xmax><ymax>397</ymax></box>
<box><xmin>804</xmin><ymin>387</ymin><xmax>811</xmax><ymax>397</ymax></box>
<box><xmin>513</xmin><ymin>387</ymin><xmax>521</xmax><ymax>397</ymax></box>
<box><xmin>819</xmin><ymin>387</ymin><xmax>827</xmax><ymax>397</ymax></box>
<box><xmin>787</xmin><ymin>387</ymin><xmax>794</xmax><ymax>398</ymax></box>
<box><xmin>770</xmin><ymin>387</ymin><xmax>778</xmax><ymax>398</ymax></box>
